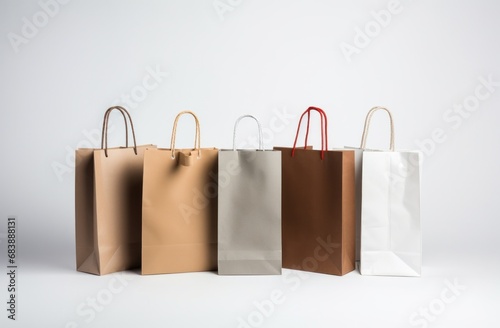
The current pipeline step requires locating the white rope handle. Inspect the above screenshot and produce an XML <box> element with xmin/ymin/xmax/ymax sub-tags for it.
<box><xmin>170</xmin><ymin>111</ymin><xmax>201</xmax><ymax>159</ymax></box>
<box><xmin>232</xmin><ymin>115</ymin><xmax>264</xmax><ymax>151</ymax></box>
<box><xmin>360</xmin><ymin>106</ymin><xmax>395</xmax><ymax>151</ymax></box>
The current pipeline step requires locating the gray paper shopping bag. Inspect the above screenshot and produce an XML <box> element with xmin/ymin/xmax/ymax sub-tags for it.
<box><xmin>218</xmin><ymin>115</ymin><xmax>282</xmax><ymax>275</ymax></box>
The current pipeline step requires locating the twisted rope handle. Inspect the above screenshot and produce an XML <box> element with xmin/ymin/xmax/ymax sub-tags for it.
<box><xmin>170</xmin><ymin>111</ymin><xmax>201</xmax><ymax>159</ymax></box>
<box><xmin>292</xmin><ymin>106</ymin><xmax>328</xmax><ymax>160</ymax></box>
<box><xmin>360</xmin><ymin>106</ymin><xmax>395</xmax><ymax>151</ymax></box>
<box><xmin>101</xmin><ymin>106</ymin><xmax>138</xmax><ymax>157</ymax></box>
<box><xmin>232</xmin><ymin>115</ymin><xmax>264</xmax><ymax>151</ymax></box>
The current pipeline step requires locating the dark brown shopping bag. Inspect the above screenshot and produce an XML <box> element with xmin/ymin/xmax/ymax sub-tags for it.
<box><xmin>75</xmin><ymin>106</ymin><xmax>154</xmax><ymax>275</ymax></box>
<box><xmin>142</xmin><ymin>111</ymin><xmax>218</xmax><ymax>275</ymax></box>
<box><xmin>274</xmin><ymin>107</ymin><xmax>355</xmax><ymax>276</ymax></box>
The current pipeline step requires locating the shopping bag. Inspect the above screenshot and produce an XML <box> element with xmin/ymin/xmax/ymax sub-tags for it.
<box><xmin>274</xmin><ymin>107</ymin><xmax>355</xmax><ymax>276</ymax></box>
<box><xmin>355</xmin><ymin>107</ymin><xmax>422</xmax><ymax>276</ymax></box>
<box><xmin>75</xmin><ymin>106</ymin><xmax>154</xmax><ymax>275</ymax></box>
<box><xmin>345</xmin><ymin>106</ymin><xmax>396</xmax><ymax>262</ymax></box>
<box><xmin>218</xmin><ymin>115</ymin><xmax>282</xmax><ymax>275</ymax></box>
<box><xmin>142</xmin><ymin>111</ymin><xmax>218</xmax><ymax>275</ymax></box>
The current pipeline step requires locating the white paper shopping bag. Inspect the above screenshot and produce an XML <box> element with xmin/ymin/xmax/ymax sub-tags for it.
<box><xmin>353</xmin><ymin>107</ymin><xmax>422</xmax><ymax>276</ymax></box>
<box><xmin>361</xmin><ymin>150</ymin><xmax>422</xmax><ymax>276</ymax></box>
<box><xmin>346</xmin><ymin>106</ymin><xmax>396</xmax><ymax>262</ymax></box>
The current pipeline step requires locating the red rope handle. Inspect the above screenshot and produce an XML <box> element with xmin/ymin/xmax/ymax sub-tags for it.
<box><xmin>292</xmin><ymin>106</ymin><xmax>328</xmax><ymax>159</ymax></box>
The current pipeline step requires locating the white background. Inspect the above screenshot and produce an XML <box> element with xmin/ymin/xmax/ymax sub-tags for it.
<box><xmin>1</xmin><ymin>0</ymin><xmax>499</xmax><ymax>327</ymax></box>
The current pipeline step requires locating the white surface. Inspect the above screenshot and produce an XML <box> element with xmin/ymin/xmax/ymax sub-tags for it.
<box><xmin>1</xmin><ymin>0</ymin><xmax>499</xmax><ymax>327</ymax></box>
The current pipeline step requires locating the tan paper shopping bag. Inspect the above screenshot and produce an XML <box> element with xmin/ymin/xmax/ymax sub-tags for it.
<box><xmin>218</xmin><ymin>115</ymin><xmax>282</xmax><ymax>275</ymax></box>
<box><xmin>274</xmin><ymin>107</ymin><xmax>355</xmax><ymax>276</ymax></box>
<box><xmin>75</xmin><ymin>106</ymin><xmax>154</xmax><ymax>275</ymax></box>
<box><xmin>142</xmin><ymin>111</ymin><xmax>218</xmax><ymax>275</ymax></box>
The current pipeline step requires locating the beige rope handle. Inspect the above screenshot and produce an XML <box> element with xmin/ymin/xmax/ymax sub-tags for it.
<box><xmin>170</xmin><ymin>110</ymin><xmax>201</xmax><ymax>159</ymax></box>
<box><xmin>101</xmin><ymin>106</ymin><xmax>138</xmax><ymax>157</ymax></box>
<box><xmin>101</xmin><ymin>107</ymin><xmax>128</xmax><ymax>149</ymax></box>
<box><xmin>360</xmin><ymin>106</ymin><xmax>395</xmax><ymax>151</ymax></box>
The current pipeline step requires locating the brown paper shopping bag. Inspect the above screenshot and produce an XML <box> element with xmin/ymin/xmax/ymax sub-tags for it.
<box><xmin>142</xmin><ymin>111</ymin><xmax>218</xmax><ymax>275</ymax></box>
<box><xmin>75</xmin><ymin>106</ymin><xmax>154</xmax><ymax>275</ymax></box>
<box><xmin>274</xmin><ymin>107</ymin><xmax>355</xmax><ymax>276</ymax></box>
